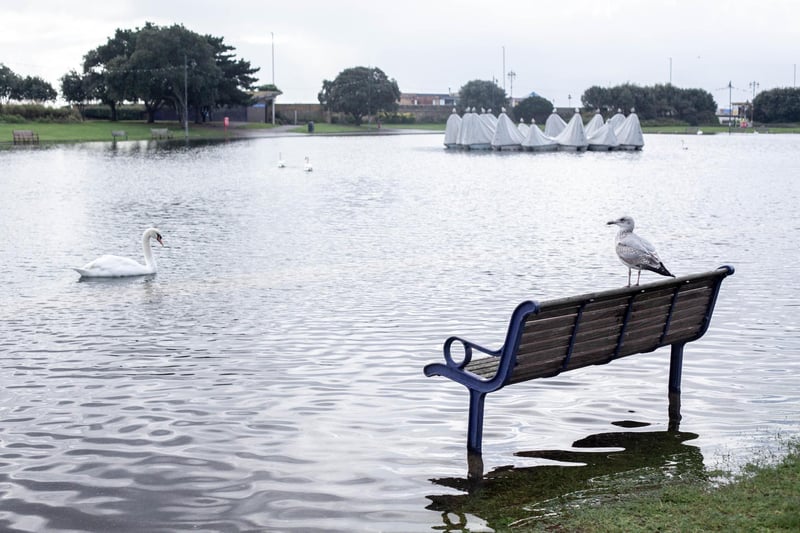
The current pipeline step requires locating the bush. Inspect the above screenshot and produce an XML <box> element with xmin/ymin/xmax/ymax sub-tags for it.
<box><xmin>0</xmin><ymin>113</ymin><xmax>27</xmax><ymax>124</ymax></box>
<box><xmin>377</xmin><ymin>111</ymin><xmax>416</xmax><ymax>124</ymax></box>
<box><xmin>3</xmin><ymin>104</ymin><xmax>80</xmax><ymax>122</ymax></box>
<box><xmin>0</xmin><ymin>103</ymin><xmax>80</xmax><ymax>122</ymax></box>
<box><xmin>82</xmin><ymin>105</ymin><xmax>147</xmax><ymax>121</ymax></box>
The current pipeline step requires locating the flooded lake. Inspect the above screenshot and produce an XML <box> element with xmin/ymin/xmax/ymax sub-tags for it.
<box><xmin>1</xmin><ymin>132</ymin><xmax>798</xmax><ymax>531</ymax></box>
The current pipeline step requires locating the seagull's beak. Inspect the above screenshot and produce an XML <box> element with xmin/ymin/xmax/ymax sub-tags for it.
<box><xmin>607</xmin><ymin>220</ymin><xmax>617</xmax><ymax>226</ymax></box>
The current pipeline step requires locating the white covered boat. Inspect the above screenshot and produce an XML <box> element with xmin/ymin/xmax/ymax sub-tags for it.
<box><xmin>554</xmin><ymin>109</ymin><xmax>588</xmax><ymax>151</ymax></box>
<box><xmin>457</xmin><ymin>108</ymin><xmax>494</xmax><ymax>150</ymax></box>
<box><xmin>443</xmin><ymin>108</ymin><xmax>462</xmax><ymax>148</ymax></box>
<box><xmin>607</xmin><ymin>108</ymin><xmax>626</xmax><ymax>131</ymax></box>
<box><xmin>544</xmin><ymin>109</ymin><xmax>567</xmax><ymax>138</ymax></box>
<box><xmin>491</xmin><ymin>108</ymin><xmax>525</xmax><ymax>151</ymax></box>
<box><xmin>517</xmin><ymin>118</ymin><xmax>530</xmax><ymax>137</ymax></box>
<box><xmin>615</xmin><ymin>109</ymin><xmax>644</xmax><ymax>150</ymax></box>
<box><xmin>586</xmin><ymin>122</ymin><xmax>619</xmax><ymax>151</ymax></box>
<box><xmin>521</xmin><ymin>118</ymin><xmax>558</xmax><ymax>151</ymax></box>
<box><xmin>584</xmin><ymin>111</ymin><xmax>604</xmax><ymax>138</ymax></box>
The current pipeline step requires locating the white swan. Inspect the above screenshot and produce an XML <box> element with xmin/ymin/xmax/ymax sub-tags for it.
<box><xmin>303</xmin><ymin>156</ymin><xmax>313</xmax><ymax>172</ymax></box>
<box><xmin>74</xmin><ymin>228</ymin><xmax>164</xmax><ymax>278</ymax></box>
<box><xmin>277</xmin><ymin>152</ymin><xmax>286</xmax><ymax>168</ymax></box>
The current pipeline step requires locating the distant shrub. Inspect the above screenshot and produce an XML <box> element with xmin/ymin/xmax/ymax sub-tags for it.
<box><xmin>0</xmin><ymin>113</ymin><xmax>27</xmax><ymax>124</ymax></box>
<box><xmin>82</xmin><ymin>105</ymin><xmax>146</xmax><ymax>121</ymax></box>
<box><xmin>0</xmin><ymin>103</ymin><xmax>79</xmax><ymax>122</ymax></box>
<box><xmin>377</xmin><ymin>111</ymin><xmax>416</xmax><ymax>124</ymax></box>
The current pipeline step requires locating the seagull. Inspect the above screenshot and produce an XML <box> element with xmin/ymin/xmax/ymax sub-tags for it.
<box><xmin>303</xmin><ymin>156</ymin><xmax>313</xmax><ymax>172</ymax></box>
<box><xmin>607</xmin><ymin>216</ymin><xmax>674</xmax><ymax>286</ymax></box>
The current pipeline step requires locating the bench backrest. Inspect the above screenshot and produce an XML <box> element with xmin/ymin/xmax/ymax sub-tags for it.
<box><xmin>466</xmin><ymin>266</ymin><xmax>734</xmax><ymax>384</ymax></box>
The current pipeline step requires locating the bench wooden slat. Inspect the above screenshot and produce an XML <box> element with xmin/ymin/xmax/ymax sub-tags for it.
<box><xmin>425</xmin><ymin>266</ymin><xmax>734</xmax><ymax>460</ymax></box>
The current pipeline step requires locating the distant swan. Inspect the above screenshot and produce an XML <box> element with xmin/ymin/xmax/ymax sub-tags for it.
<box><xmin>74</xmin><ymin>228</ymin><xmax>164</xmax><ymax>278</ymax></box>
<box><xmin>303</xmin><ymin>156</ymin><xmax>313</xmax><ymax>172</ymax></box>
<box><xmin>278</xmin><ymin>152</ymin><xmax>286</xmax><ymax>168</ymax></box>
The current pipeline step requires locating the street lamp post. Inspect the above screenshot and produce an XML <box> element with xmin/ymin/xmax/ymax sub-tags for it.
<box><xmin>507</xmin><ymin>70</ymin><xmax>516</xmax><ymax>108</ymax></box>
<box><xmin>184</xmin><ymin>54</ymin><xmax>189</xmax><ymax>140</ymax></box>
<box><xmin>749</xmin><ymin>81</ymin><xmax>759</xmax><ymax>126</ymax></box>
<box><xmin>271</xmin><ymin>32</ymin><xmax>276</xmax><ymax>125</ymax></box>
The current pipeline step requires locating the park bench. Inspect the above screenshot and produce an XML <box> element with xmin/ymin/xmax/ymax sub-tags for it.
<box><xmin>150</xmin><ymin>128</ymin><xmax>173</xmax><ymax>139</ymax></box>
<box><xmin>424</xmin><ymin>265</ymin><xmax>734</xmax><ymax>466</ymax></box>
<box><xmin>12</xmin><ymin>130</ymin><xmax>39</xmax><ymax>144</ymax></box>
<box><xmin>111</xmin><ymin>130</ymin><xmax>128</xmax><ymax>140</ymax></box>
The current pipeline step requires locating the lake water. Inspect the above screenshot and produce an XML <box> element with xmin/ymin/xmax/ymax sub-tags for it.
<box><xmin>1</xmin><ymin>132</ymin><xmax>798</xmax><ymax>532</ymax></box>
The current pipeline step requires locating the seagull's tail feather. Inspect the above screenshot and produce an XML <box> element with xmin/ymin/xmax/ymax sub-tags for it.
<box><xmin>642</xmin><ymin>262</ymin><xmax>675</xmax><ymax>278</ymax></box>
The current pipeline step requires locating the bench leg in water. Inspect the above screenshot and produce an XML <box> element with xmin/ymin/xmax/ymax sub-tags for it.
<box><xmin>467</xmin><ymin>390</ymin><xmax>487</xmax><ymax>454</ymax></box>
<box><xmin>467</xmin><ymin>389</ymin><xmax>487</xmax><ymax>478</ymax></box>
<box><xmin>668</xmin><ymin>342</ymin><xmax>685</xmax><ymax>430</ymax></box>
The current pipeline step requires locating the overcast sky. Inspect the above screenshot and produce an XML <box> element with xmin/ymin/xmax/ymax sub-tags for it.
<box><xmin>1</xmin><ymin>0</ymin><xmax>798</xmax><ymax>108</ymax></box>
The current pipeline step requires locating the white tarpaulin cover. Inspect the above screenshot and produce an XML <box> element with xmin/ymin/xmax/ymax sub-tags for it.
<box><xmin>522</xmin><ymin>120</ymin><xmax>558</xmax><ymax>150</ymax></box>
<box><xmin>607</xmin><ymin>109</ymin><xmax>626</xmax><ymax>131</ymax></box>
<box><xmin>554</xmin><ymin>111</ymin><xmax>588</xmax><ymax>149</ymax></box>
<box><xmin>517</xmin><ymin>119</ymin><xmax>530</xmax><ymax>137</ymax></box>
<box><xmin>457</xmin><ymin>109</ymin><xmax>494</xmax><ymax>149</ymax></box>
<box><xmin>587</xmin><ymin>122</ymin><xmax>619</xmax><ymax>149</ymax></box>
<box><xmin>544</xmin><ymin>110</ymin><xmax>567</xmax><ymax>137</ymax></box>
<box><xmin>491</xmin><ymin>111</ymin><xmax>525</xmax><ymax>149</ymax></box>
<box><xmin>444</xmin><ymin>109</ymin><xmax>461</xmax><ymax>147</ymax></box>
<box><xmin>584</xmin><ymin>112</ymin><xmax>604</xmax><ymax>138</ymax></box>
<box><xmin>615</xmin><ymin>111</ymin><xmax>645</xmax><ymax>149</ymax></box>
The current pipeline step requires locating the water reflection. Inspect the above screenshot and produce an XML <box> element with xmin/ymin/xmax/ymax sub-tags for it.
<box><xmin>1</xmin><ymin>133</ymin><xmax>799</xmax><ymax>531</ymax></box>
<box><xmin>428</xmin><ymin>428</ymin><xmax>704</xmax><ymax>532</ymax></box>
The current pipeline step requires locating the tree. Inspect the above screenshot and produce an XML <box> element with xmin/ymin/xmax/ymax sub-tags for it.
<box><xmin>77</xmin><ymin>23</ymin><xmax>258</xmax><ymax>122</ymax></box>
<box><xmin>15</xmin><ymin>76</ymin><xmax>57</xmax><ymax>103</ymax></box>
<box><xmin>0</xmin><ymin>63</ymin><xmax>21</xmax><ymax>102</ymax></box>
<box><xmin>318</xmin><ymin>66</ymin><xmax>400</xmax><ymax>125</ymax></box>
<box><xmin>60</xmin><ymin>70</ymin><xmax>92</xmax><ymax>118</ymax></box>
<box><xmin>458</xmin><ymin>80</ymin><xmax>507</xmax><ymax>114</ymax></box>
<box><xmin>513</xmin><ymin>94</ymin><xmax>554</xmax><ymax>125</ymax></box>
<box><xmin>754</xmin><ymin>88</ymin><xmax>800</xmax><ymax>123</ymax></box>
<box><xmin>582</xmin><ymin>83</ymin><xmax>715</xmax><ymax>125</ymax></box>
<box><xmin>83</xmin><ymin>27</ymin><xmax>139</xmax><ymax>121</ymax></box>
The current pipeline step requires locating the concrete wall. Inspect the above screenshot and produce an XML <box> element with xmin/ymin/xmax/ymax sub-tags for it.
<box><xmin>271</xmin><ymin>103</ymin><xmax>453</xmax><ymax>124</ymax></box>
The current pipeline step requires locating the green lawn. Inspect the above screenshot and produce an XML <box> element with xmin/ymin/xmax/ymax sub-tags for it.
<box><xmin>522</xmin><ymin>440</ymin><xmax>800</xmax><ymax>532</ymax></box>
<box><xmin>0</xmin><ymin>120</ymin><xmax>273</xmax><ymax>143</ymax></box>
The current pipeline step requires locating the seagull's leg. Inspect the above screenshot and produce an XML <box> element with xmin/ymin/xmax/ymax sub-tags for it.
<box><xmin>636</xmin><ymin>269</ymin><xmax>642</xmax><ymax>286</ymax></box>
<box><xmin>627</xmin><ymin>268</ymin><xmax>632</xmax><ymax>287</ymax></box>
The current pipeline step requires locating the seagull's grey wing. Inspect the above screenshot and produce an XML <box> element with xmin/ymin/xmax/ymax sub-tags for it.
<box><xmin>624</xmin><ymin>232</ymin><xmax>657</xmax><ymax>254</ymax></box>
<box><xmin>617</xmin><ymin>234</ymin><xmax>662</xmax><ymax>269</ymax></box>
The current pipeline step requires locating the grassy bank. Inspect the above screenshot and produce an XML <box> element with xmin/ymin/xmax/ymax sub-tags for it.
<box><xmin>506</xmin><ymin>442</ymin><xmax>800</xmax><ymax>533</ymax></box>
<box><xmin>0</xmin><ymin>120</ymin><xmax>274</xmax><ymax>143</ymax></box>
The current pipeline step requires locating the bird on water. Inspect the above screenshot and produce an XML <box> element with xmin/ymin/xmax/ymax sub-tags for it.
<box><xmin>74</xmin><ymin>228</ymin><xmax>164</xmax><ymax>278</ymax></box>
<box><xmin>607</xmin><ymin>216</ymin><xmax>674</xmax><ymax>286</ymax></box>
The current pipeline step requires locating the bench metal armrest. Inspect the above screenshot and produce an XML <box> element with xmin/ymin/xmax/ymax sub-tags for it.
<box><xmin>443</xmin><ymin>336</ymin><xmax>501</xmax><ymax>369</ymax></box>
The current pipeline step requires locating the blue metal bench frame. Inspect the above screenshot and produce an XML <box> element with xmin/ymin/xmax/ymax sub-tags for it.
<box><xmin>424</xmin><ymin>265</ymin><xmax>734</xmax><ymax>460</ymax></box>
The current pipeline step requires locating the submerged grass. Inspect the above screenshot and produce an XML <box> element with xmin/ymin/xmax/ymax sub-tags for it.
<box><xmin>500</xmin><ymin>440</ymin><xmax>799</xmax><ymax>532</ymax></box>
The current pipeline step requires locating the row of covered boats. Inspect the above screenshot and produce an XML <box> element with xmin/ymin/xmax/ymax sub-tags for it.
<box><xmin>444</xmin><ymin>107</ymin><xmax>644</xmax><ymax>151</ymax></box>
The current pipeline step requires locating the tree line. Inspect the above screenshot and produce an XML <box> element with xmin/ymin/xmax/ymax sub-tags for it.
<box><xmin>0</xmin><ymin>63</ymin><xmax>57</xmax><ymax>102</ymax></box>
<box><xmin>61</xmin><ymin>23</ymin><xmax>258</xmax><ymax>123</ymax></box>
<box><xmin>5</xmin><ymin>30</ymin><xmax>800</xmax><ymax>126</ymax></box>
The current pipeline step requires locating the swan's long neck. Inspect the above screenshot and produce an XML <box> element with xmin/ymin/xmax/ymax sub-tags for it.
<box><xmin>142</xmin><ymin>232</ymin><xmax>156</xmax><ymax>270</ymax></box>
